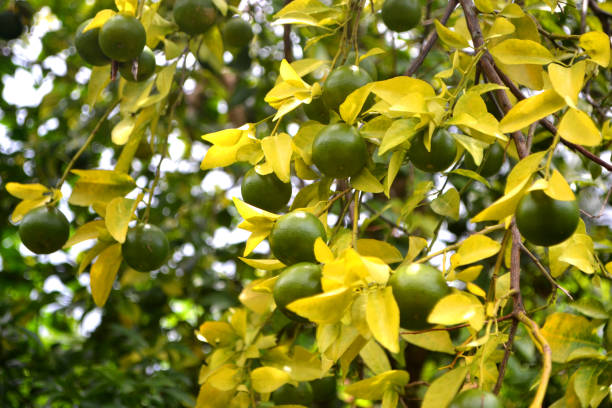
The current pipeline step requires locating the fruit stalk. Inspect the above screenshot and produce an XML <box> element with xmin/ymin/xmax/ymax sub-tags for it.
<box><xmin>55</xmin><ymin>99</ymin><xmax>120</xmax><ymax>189</ymax></box>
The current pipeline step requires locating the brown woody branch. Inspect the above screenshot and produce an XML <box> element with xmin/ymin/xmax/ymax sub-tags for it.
<box><xmin>405</xmin><ymin>0</ymin><xmax>458</xmax><ymax>76</ymax></box>
<box><xmin>283</xmin><ymin>0</ymin><xmax>294</xmax><ymax>62</ymax></box>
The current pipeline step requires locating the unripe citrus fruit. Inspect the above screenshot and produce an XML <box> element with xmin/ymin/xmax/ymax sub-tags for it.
<box><xmin>122</xmin><ymin>223</ymin><xmax>169</xmax><ymax>272</ymax></box>
<box><xmin>173</xmin><ymin>0</ymin><xmax>217</xmax><ymax>36</ymax></box>
<box><xmin>222</xmin><ymin>18</ymin><xmax>253</xmax><ymax>48</ymax></box>
<box><xmin>407</xmin><ymin>128</ymin><xmax>457</xmax><ymax>173</ymax></box>
<box><xmin>19</xmin><ymin>206</ymin><xmax>70</xmax><ymax>254</ymax></box>
<box><xmin>312</xmin><ymin>123</ymin><xmax>368</xmax><ymax>178</ymax></box>
<box><xmin>463</xmin><ymin>143</ymin><xmax>504</xmax><ymax>178</ymax></box>
<box><xmin>303</xmin><ymin>97</ymin><xmax>330</xmax><ymax>124</ymax></box>
<box><xmin>269</xmin><ymin>211</ymin><xmax>326</xmax><ymax>265</ymax></box>
<box><xmin>75</xmin><ymin>19</ymin><xmax>110</xmax><ymax>66</ymax></box>
<box><xmin>271</xmin><ymin>382</ymin><xmax>313</xmax><ymax>406</ymax></box>
<box><xmin>98</xmin><ymin>14</ymin><xmax>146</xmax><ymax>62</ymax></box>
<box><xmin>390</xmin><ymin>263</ymin><xmax>451</xmax><ymax>330</ymax></box>
<box><xmin>381</xmin><ymin>0</ymin><xmax>421</xmax><ymax>32</ymax></box>
<box><xmin>241</xmin><ymin>168</ymin><xmax>292</xmax><ymax>213</ymax></box>
<box><xmin>119</xmin><ymin>47</ymin><xmax>156</xmax><ymax>82</ymax></box>
<box><xmin>273</xmin><ymin>262</ymin><xmax>322</xmax><ymax>321</ymax></box>
<box><xmin>345</xmin><ymin>51</ymin><xmax>378</xmax><ymax>81</ymax></box>
<box><xmin>449</xmin><ymin>389</ymin><xmax>502</xmax><ymax>408</ymax></box>
<box><xmin>515</xmin><ymin>190</ymin><xmax>579</xmax><ymax>247</ymax></box>
<box><xmin>322</xmin><ymin>65</ymin><xmax>372</xmax><ymax>112</ymax></box>
<box><xmin>0</xmin><ymin>11</ymin><xmax>24</xmax><ymax>40</ymax></box>
<box><xmin>310</xmin><ymin>376</ymin><xmax>337</xmax><ymax>403</ymax></box>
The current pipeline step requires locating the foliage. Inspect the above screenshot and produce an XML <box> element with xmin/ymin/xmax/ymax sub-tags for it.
<box><xmin>1</xmin><ymin>0</ymin><xmax>611</xmax><ymax>407</ymax></box>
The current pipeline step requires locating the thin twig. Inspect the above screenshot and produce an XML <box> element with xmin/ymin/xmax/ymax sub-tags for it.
<box><xmin>520</xmin><ymin>242</ymin><xmax>574</xmax><ymax>299</ymax></box>
<box><xmin>362</xmin><ymin>202</ymin><xmax>411</xmax><ymax>235</ymax></box>
<box><xmin>493</xmin><ymin>319</ymin><xmax>518</xmax><ymax>394</ymax></box>
<box><xmin>510</xmin><ymin>223</ymin><xmax>525</xmax><ymax>313</ymax></box>
<box><xmin>282</xmin><ymin>0</ymin><xmax>294</xmax><ymax>62</ymax></box>
<box><xmin>55</xmin><ymin>99</ymin><xmax>121</xmax><ymax>189</ymax></box>
<box><xmin>580</xmin><ymin>188</ymin><xmax>612</xmax><ymax>219</ymax></box>
<box><xmin>405</xmin><ymin>0</ymin><xmax>458</xmax><ymax>76</ymax></box>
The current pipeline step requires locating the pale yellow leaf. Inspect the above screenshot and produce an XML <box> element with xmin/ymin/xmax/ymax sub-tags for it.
<box><xmin>6</xmin><ymin>182</ymin><xmax>49</xmax><ymax>200</ymax></box>
<box><xmin>557</xmin><ymin>108</ymin><xmax>602</xmax><ymax>147</ymax></box>
<box><xmin>490</xmin><ymin>39</ymin><xmax>555</xmax><ymax>65</ymax></box>
<box><xmin>435</xmin><ymin>19</ymin><xmax>469</xmax><ymax>49</ymax></box>
<box><xmin>250</xmin><ymin>367</ymin><xmax>291</xmax><ymax>393</ymax></box>
<box><xmin>499</xmin><ymin>89</ymin><xmax>565</xmax><ymax>133</ymax></box>
<box><xmin>340</xmin><ymin>83</ymin><xmax>375</xmax><ymax>125</ymax></box>
<box><xmin>84</xmin><ymin>9</ymin><xmax>116</xmax><ymax>32</ymax></box>
<box><xmin>579</xmin><ymin>31</ymin><xmax>611</xmax><ymax>67</ymax></box>
<box><xmin>474</xmin><ymin>0</ymin><xmax>494</xmax><ymax>13</ymax></box>
<box><xmin>350</xmin><ymin>168</ymin><xmax>384</xmax><ymax>193</ymax></box>
<box><xmin>239</xmin><ymin>279</ymin><xmax>275</xmax><ymax>314</ymax></box>
<box><xmin>287</xmin><ymin>287</ymin><xmax>353</xmax><ymax>324</ymax></box>
<box><xmin>69</xmin><ymin>170</ymin><xmax>136</xmax><ymax>207</ymax></box>
<box><xmin>428</xmin><ymin>292</ymin><xmax>485</xmax><ymax>330</ymax></box>
<box><xmin>261</xmin><ymin>133</ymin><xmax>293</xmax><ymax>183</ymax></box>
<box><xmin>359</xmin><ymin>340</ymin><xmax>392</xmax><ymax>375</ymax></box>
<box><xmin>451</xmin><ymin>235</ymin><xmax>501</xmax><ymax>267</ymax></box>
<box><xmin>105</xmin><ymin>197</ymin><xmax>137</xmax><ymax>243</ymax></box>
<box><xmin>115</xmin><ymin>0</ymin><xmax>137</xmax><ymax>15</ymax></box>
<box><xmin>544</xmin><ymin>170</ymin><xmax>575</xmax><ymax>201</ymax></box>
<box><xmin>238</xmin><ymin>257</ymin><xmax>285</xmax><ymax>270</ymax></box>
<box><xmin>111</xmin><ymin>116</ymin><xmax>135</xmax><ymax>145</ymax></box>
<box><xmin>10</xmin><ymin>197</ymin><xmax>51</xmax><ymax>223</ymax></box>
<box><xmin>356</xmin><ymin>239</ymin><xmax>402</xmax><ymax>264</ymax></box>
<box><xmin>549</xmin><ymin>61</ymin><xmax>585</xmax><ymax>109</ymax></box>
<box><xmin>485</xmin><ymin>17</ymin><xmax>515</xmax><ymax>39</ymax></box>
<box><xmin>450</xmin><ymin>265</ymin><xmax>483</xmax><ymax>282</ymax></box>
<box><xmin>314</xmin><ymin>237</ymin><xmax>335</xmax><ymax>264</ymax></box>
<box><xmin>422</xmin><ymin>366</ymin><xmax>468</xmax><ymax>408</ymax></box>
<box><xmin>64</xmin><ymin>220</ymin><xmax>106</xmax><ymax>248</ymax></box>
<box><xmin>366</xmin><ymin>287</ymin><xmax>400</xmax><ymax>353</ymax></box>
<box><xmin>90</xmin><ymin>243</ymin><xmax>122</xmax><ymax>307</ymax></box>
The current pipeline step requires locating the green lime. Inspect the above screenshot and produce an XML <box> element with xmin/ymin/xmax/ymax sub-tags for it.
<box><xmin>390</xmin><ymin>263</ymin><xmax>451</xmax><ymax>330</ymax></box>
<box><xmin>449</xmin><ymin>389</ymin><xmax>503</xmax><ymax>408</ymax></box>
<box><xmin>515</xmin><ymin>190</ymin><xmax>579</xmax><ymax>247</ymax></box>
<box><xmin>312</xmin><ymin>123</ymin><xmax>368</xmax><ymax>178</ymax></box>
<box><xmin>222</xmin><ymin>17</ymin><xmax>253</xmax><ymax>48</ymax></box>
<box><xmin>98</xmin><ymin>14</ymin><xmax>146</xmax><ymax>62</ymax></box>
<box><xmin>463</xmin><ymin>143</ymin><xmax>504</xmax><ymax>178</ymax></box>
<box><xmin>271</xmin><ymin>382</ymin><xmax>314</xmax><ymax>406</ymax></box>
<box><xmin>241</xmin><ymin>168</ymin><xmax>292</xmax><ymax>213</ymax></box>
<box><xmin>269</xmin><ymin>211</ymin><xmax>326</xmax><ymax>265</ymax></box>
<box><xmin>344</xmin><ymin>51</ymin><xmax>378</xmax><ymax>81</ymax></box>
<box><xmin>122</xmin><ymin>223</ymin><xmax>169</xmax><ymax>272</ymax></box>
<box><xmin>381</xmin><ymin>0</ymin><xmax>421</xmax><ymax>32</ymax></box>
<box><xmin>0</xmin><ymin>11</ymin><xmax>24</xmax><ymax>40</ymax></box>
<box><xmin>310</xmin><ymin>376</ymin><xmax>337</xmax><ymax>403</ymax></box>
<box><xmin>303</xmin><ymin>97</ymin><xmax>330</xmax><ymax>124</ymax></box>
<box><xmin>407</xmin><ymin>128</ymin><xmax>457</xmax><ymax>173</ymax></box>
<box><xmin>119</xmin><ymin>47</ymin><xmax>156</xmax><ymax>82</ymax></box>
<box><xmin>322</xmin><ymin>65</ymin><xmax>372</xmax><ymax>112</ymax></box>
<box><xmin>19</xmin><ymin>206</ymin><xmax>70</xmax><ymax>254</ymax></box>
<box><xmin>75</xmin><ymin>19</ymin><xmax>110</xmax><ymax>66</ymax></box>
<box><xmin>273</xmin><ymin>262</ymin><xmax>322</xmax><ymax>321</ymax></box>
<box><xmin>173</xmin><ymin>0</ymin><xmax>217</xmax><ymax>36</ymax></box>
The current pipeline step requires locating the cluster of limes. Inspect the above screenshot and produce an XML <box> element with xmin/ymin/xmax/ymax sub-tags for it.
<box><xmin>0</xmin><ymin>0</ymin><xmax>33</xmax><ymax>41</ymax></box>
<box><xmin>18</xmin><ymin>205</ymin><xmax>169</xmax><ymax>272</ymax></box>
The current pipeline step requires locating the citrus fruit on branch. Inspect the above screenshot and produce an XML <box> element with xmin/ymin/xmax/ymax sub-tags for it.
<box><xmin>18</xmin><ymin>206</ymin><xmax>70</xmax><ymax>254</ymax></box>
<box><xmin>240</xmin><ymin>168</ymin><xmax>292</xmax><ymax>213</ymax></box>
<box><xmin>273</xmin><ymin>262</ymin><xmax>322</xmax><ymax>321</ymax></box>
<box><xmin>173</xmin><ymin>0</ymin><xmax>218</xmax><ymax>36</ymax></box>
<box><xmin>222</xmin><ymin>17</ymin><xmax>253</xmax><ymax>48</ymax></box>
<box><xmin>75</xmin><ymin>19</ymin><xmax>110</xmax><ymax>66</ymax></box>
<box><xmin>322</xmin><ymin>65</ymin><xmax>372</xmax><ymax>112</ymax></box>
<box><xmin>449</xmin><ymin>389</ymin><xmax>503</xmax><ymax>408</ymax></box>
<box><xmin>515</xmin><ymin>190</ymin><xmax>579</xmax><ymax>247</ymax></box>
<box><xmin>390</xmin><ymin>263</ymin><xmax>451</xmax><ymax>330</ymax></box>
<box><xmin>269</xmin><ymin>211</ymin><xmax>326</xmax><ymax>265</ymax></box>
<box><xmin>312</xmin><ymin>123</ymin><xmax>368</xmax><ymax>179</ymax></box>
<box><xmin>463</xmin><ymin>143</ymin><xmax>504</xmax><ymax>178</ymax></box>
<box><xmin>122</xmin><ymin>223</ymin><xmax>169</xmax><ymax>272</ymax></box>
<box><xmin>381</xmin><ymin>0</ymin><xmax>421</xmax><ymax>32</ymax></box>
<box><xmin>119</xmin><ymin>47</ymin><xmax>156</xmax><ymax>82</ymax></box>
<box><xmin>98</xmin><ymin>14</ymin><xmax>146</xmax><ymax>62</ymax></box>
<box><xmin>407</xmin><ymin>128</ymin><xmax>457</xmax><ymax>173</ymax></box>
<box><xmin>0</xmin><ymin>10</ymin><xmax>24</xmax><ymax>40</ymax></box>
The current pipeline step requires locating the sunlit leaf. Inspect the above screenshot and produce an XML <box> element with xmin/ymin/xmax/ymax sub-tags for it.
<box><xmin>90</xmin><ymin>243</ymin><xmax>123</xmax><ymax>307</ymax></box>
<box><xmin>579</xmin><ymin>31</ymin><xmax>611</xmax><ymax>67</ymax></box>
<box><xmin>261</xmin><ymin>133</ymin><xmax>293</xmax><ymax>183</ymax></box>
<box><xmin>250</xmin><ymin>367</ymin><xmax>291</xmax><ymax>393</ymax></box>
<box><xmin>490</xmin><ymin>39</ymin><xmax>555</xmax><ymax>65</ymax></box>
<box><xmin>499</xmin><ymin>90</ymin><xmax>565</xmax><ymax>133</ymax></box>
<box><xmin>431</xmin><ymin>188</ymin><xmax>460</xmax><ymax>221</ymax></box>
<box><xmin>557</xmin><ymin>108</ymin><xmax>602</xmax><ymax>147</ymax></box>
<box><xmin>541</xmin><ymin>313</ymin><xmax>600</xmax><ymax>363</ymax></box>
<box><xmin>549</xmin><ymin>61</ymin><xmax>585</xmax><ymax>109</ymax></box>
<box><xmin>451</xmin><ymin>234</ymin><xmax>501</xmax><ymax>267</ymax></box>
<box><xmin>105</xmin><ymin>197</ymin><xmax>137</xmax><ymax>243</ymax></box>
<box><xmin>69</xmin><ymin>170</ymin><xmax>136</xmax><ymax>207</ymax></box>
<box><xmin>422</xmin><ymin>366</ymin><xmax>468</xmax><ymax>408</ymax></box>
<box><xmin>356</xmin><ymin>239</ymin><xmax>402</xmax><ymax>264</ymax></box>
<box><xmin>366</xmin><ymin>287</ymin><xmax>399</xmax><ymax>353</ymax></box>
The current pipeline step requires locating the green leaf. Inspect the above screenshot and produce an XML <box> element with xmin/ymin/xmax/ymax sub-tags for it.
<box><xmin>540</xmin><ymin>313</ymin><xmax>601</xmax><ymax>363</ymax></box>
<box><xmin>500</xmin><ymin>89</ymin><xmax>566</xmax><ymax>133</ymax></box>
<box><xmin>451</xmin><ymin>169</ymin><xmax>491</xmax><ymax>188</ymax></box>
<box><xmin>366</xmin><ymin>287</ymin><xmax>400</xmax><ymax>353</ymax></box>
<box><xmin>401</xmin><ymin>331</ymin><xmax>455</xmax><ymax>354</ymax></box>
<box><xmin>431</xmin><ymin>188</ymin><xmax>460</xmax><ymax>221</ymax></box>
<box><xmin>69</xmin><ymin>170</ymin><xmax>136</xmax><ymax>207</ymax></box>
<box><xmin>384</xmin><ymin>150</ymin><xmax>405</xmax><ymax>198</ymax></box>
<box><xmin>569</xmin><ymin>298</ymin><xmax>609</xmax><ymax>319</ymax></box>
<box><xmin>105</xmin><ymin>197</ymin><xmax>137</xmax><ymax>243</ymax></box>
<box><xmin>490</xmin><ymin>39</ymin><xmax>555</xmax><ymax>65</ymax></box>
<box><xmin>90</xmin><ymin>243</ymin><xmax>122</xmax><ymax>307</ymax></box>
<box><xmin>86</xmin><ymin>65</ymin><xmax>110</xmax><ymax>107</ymax></box>
<box><xmin>421</xmin><ymin>366</ymin><xmax>468</xmax><ymax>408</ymax></box>
<box><xmin>573</xmin><ymin>365</ymin><xmax>599</xmax><ymax>408</ymax></box>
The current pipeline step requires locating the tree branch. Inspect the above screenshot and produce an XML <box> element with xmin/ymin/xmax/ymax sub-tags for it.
<box><xmin>405</xmin><ymin>0</ymin><xmax>458</xmax><ymax>76</ymax></box>
<box><xmin>283</xmin><ymin>0</ymin><xmax>294</xmax><ymax>62</ymax></box>
<box><xmin>493</xmin><ymin>318</ymin><xmax>518</xmax><ymax>395</ymax></box>
<box><xmin>519</xmin><ymin>241</ymin><xmax>574</xmax><ymax>299</ymax></box>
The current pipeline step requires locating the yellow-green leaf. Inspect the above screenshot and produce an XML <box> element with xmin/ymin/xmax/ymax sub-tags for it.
<box><xmin>69</xmin><ymin>170</ymin><xmax>136</xmax><ymax>207</ymax></box>
<box><xmin>549</xmin><ymin>61</ymin><xmax>585</xmax><ymax>109</ymax></box>
<box><xmin>557</xmin><ymin>108</ymin><xmax>602</xmax><ymax>146</ymax></box>
<box><xmin>366</xmin><ymin>287</ymin><xmax>399</xmax><ymax>353</ymax></box>
<box><xmin>86</xmin><ymin>65</ymin><xmax>111</xmax><ymax>107</ymax></box>
<box><xmin>450</xmin><ymin>169</ymin><xmax>491</xmax><ymax>188</ymax></box>
<box><xmin>115</xmin><ymin>0</ymin><xmax>137</xmax><ymax>15</ymax></box>
<box><xmin>421</xmin><ymin>366</ymin><xmax>468</xmax><ymax>408</ymax></box>
<box><xmin>579</xmin><ymin>31</ymin><xmax>611</xmax><ymax>67</ymax></box>
<box><xmin>201</xmin><ymin>126</ymin><xmax>257</xmax><ymax>170</ymax></box>
<box><xmin>356</xmin><ymin>239</ymin><xmax>402</xmax><ymax>264</ymax></box>
<box><xmin>250</xmin><ymin>367</ymin><xmax>291</xmax><ymax>393</ymax></box>
<box><xmin>339</xmin><ymin>83</ymin><xmax>374</xmax><ymax>125</ymax></box>
<box><xmin>84</xmin><ymin>9</ymin><xmax>116</xmax><ymax>32</ymax></box>
<box><xmin>474</xmin><ymin>0</ymin><xmax>495</xmax><ymax>13</ymax></box>
<box><xmin>261</xmin><ymin>133</ymin><xmax>293</xmax><ymax>183</ymax></box>
<box><xmin>434</xmin><ymin>19</ymin><xmax>469</xmax><ymax>49</ymax></box>
<box><xmin>490</xmin><ymin>39</ymin><xmax>555</xmax><ymax>65</ymax></box>
<box><xmin>10</xmin><ymin>197</ymin><xmax>52</xmax><ymax>223</ymax></box>
<box><xmin>105</xmin><ymin>197</ymin><xmax>137</xmax><ymax>243</ymax></box>
<box><xmin>238</xmin><ymin>278</ymin><xmax>275</xmax><ymax>314</ymax></box>
<box><xmin>378</xmin><ymin>118</ymin><xmax>420</xmax><ymax>156</ymax></box>
<box><xmin>384</xmin><ymin>150</ymin><xmax>405</xmax><ymax>198</ymax></box>
<box><xmin>287</xmin><ymin>287</ymin><xmax>353</xmax><ymax>324</ymax></box>
<box><xmin>401</xmin><ymin>331</ymin><xmax>455</xmax><ymax>354</ymax></box>
<box><xmin>544</xmin><ymin>170</ymin><xmax>575</xmax><ymax>201</ymax></box>
<box><xmin>359</xmin><ymin>339</ymin><xmax>392</xmax><ymax>375</ymax></box>
<box><xmin>541</xmin><ymin>312</ymin><xmax>601</xmax><ymax>363</ymax></box>
<box><xmin>485</xmin><ymin>17</ymin><xmax>515</xmax><ymax>39</ymax></box>
<box><xmin>451</xmin><ymin>265</ymin><xmax>483</xmax><ymax>283</ymax></box>
<box><xmin>238</xmin><ymin>257</ymin><xmax>284</xmax><ymax>270</ymax></box>
<box><xmin>6</xmin><ymin>182</ymin><xmax>49</xmax><ymax>200</ymax></box>
<box><xmin>90</xmin><ymin>243</ymin><xmax>122</xmax><ymax>307</ymax></box>
<box><xmin>500</xmin><ymin>89</ymin><xmax>565</xmax><ymax>133</ymax></box>
<box><xmin>431</xmin><ymin>188</ymin><xmax>460</xmax><ymax>221</ymax></box>
<box><xmin>451</xmin><ymin>234</ymin><xmax>501</xmax><ymax>267</ymax></box>
<box><xmin>350</xmin><ymin>167</ymin><xmax>384</xmax><ymax>193</ymax></box>
<box><xmin>64</xmin><ymin>220</ymin><xmax>106</xmax><ymax>248</ymax></box>
<box><xmin>111</xmin><ymin>116</ymin><xmax>136</xmax><ymax>145</ymax></box>
<box><xmin>344</xmin><ymin>370</ymin><xmax>409</xmax><ymax>400</ymax></box>
<box><xmin>198</xmin><ymin>321</ymin><xmax>236</xmax><ymax>347</ymax></box>
<box><xmin>427</xmin><ymin>292</ymin><xmax>484</xmax><ymax>329</ymax></box>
